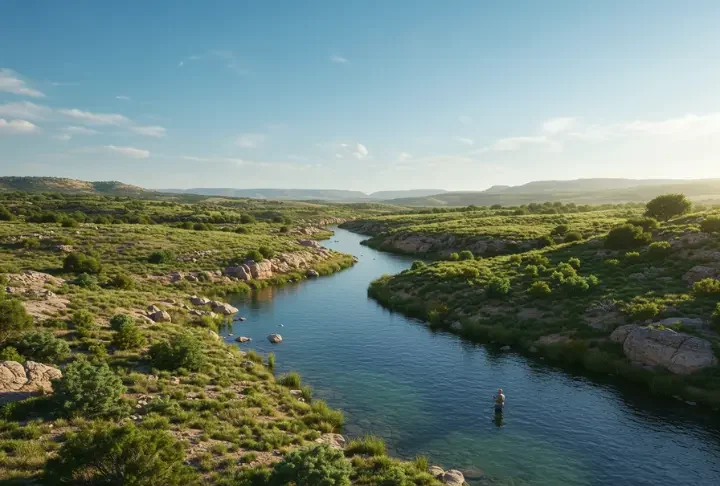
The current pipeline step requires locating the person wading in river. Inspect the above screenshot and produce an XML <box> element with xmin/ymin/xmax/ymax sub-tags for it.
<box><xmin>494</xmin><ymin>388</ymin><xmax>505</xmax><ymax>413</ymax></box>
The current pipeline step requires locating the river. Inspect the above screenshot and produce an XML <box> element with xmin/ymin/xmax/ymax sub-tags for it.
<box><xmin>226</xmin><ymin>227</ymin><xmax>720</xmax><ymax>486</ymax></box>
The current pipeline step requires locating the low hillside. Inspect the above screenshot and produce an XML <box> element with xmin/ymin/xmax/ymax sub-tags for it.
<box><xmin>0</xmin><ymin>177</ymin><xmax>148</xmax><ymax>196</ymax></box>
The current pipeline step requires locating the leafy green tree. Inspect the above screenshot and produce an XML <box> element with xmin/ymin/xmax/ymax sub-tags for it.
<box><xmin>271</xmin><ymin>445</ymin><xmax>351</xmax><ymax>486</ymax></box>
<box><xmin>458</xmin><ymin>250</ymin><xmax>474</xmax><ymax>261</ymax></box>
<box><xmin>148</xmin><ymin>250</ymin><xmax>174</xmax><ymax>264</ymax></box>
<box><xmin>0</xmin><ymin>297</ymin><xmax>33</xmax><ymax>343</ymax></box>
<box><xmin>63</xmin><ymin>253</ymin><xmax>102</xmax><ymax>274</ymax></box>
<box><xmin>605</xmin><ymin>224</ymin><xmax>652</xmax><ymax>249</ymax></box>
<box><xmin>112</xmin><ymin>322</ymin><xmax>145</xmax><ymax>350</ymax></box>
<box><xmin>486</xmin><ymin>277</ymin><xmax>511</xmax><ymax>298</ymax></box>
<box><xmin>564</xmin><ymin>231</ymin><xmax>583</xmax><ymax>243</ymax></box>
<box><xmin>44</xmin><ymin>423</ymin><xmax>196</xmax><ymax>486</ymax></box>
<box><xmin>109</xmin><ymin>314</ymin><xmax>135</xmax><ymax>331</ymax></box>
<box><xmin>645</xmin><ymin>194</ymin><xmax>692</xmax><ymax>221</ymax></box>
<box><xmin>149</xmin><ymin>334</ymin><xmax>205</xmax><ymax>371</ymax></box>
<box><xmin>240</xmin><ymin>214</ymin><xmax>256</xmax><ymax>224</ymax></box>
<box><xmin>528</xmin><ymin>281</ymin><xmax>552</xmax><ymax>297</ymax></box>
<box><xmin>16</xmin><ymin>330</ymin><xmax>71</xmax><ymax>363</ymax></box>
<box><xmin>410</xmin><ymin>261</ymin><xmax>425</xmax><ymax>271</ymax></box>
<box><xmin>245</xmin><ymin>249</ymin><xmax>264</xmax><ymax>262</ymax></box>
<box><xmin>53</xmin><ymin>360</ymin><xmax>128</xmax><ymax>418</ymax></box>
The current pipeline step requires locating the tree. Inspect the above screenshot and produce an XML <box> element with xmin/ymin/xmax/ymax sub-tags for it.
<box><xmin>53</xmin><ymin>360</ymin><xmax>128</xmax><ymax>418</ymax></box>
<box><xmin>44</xmin><ymin>423</ymin><xmax>196</xmax><ymax>486</ymax></box>
<box><xmin>112</xmin><ymin>321</ymin><xmax>145</xmax><ymax>350</ymax></box>
<box><xmin>240</xmin><ymin>214</ymin><xmax>256</xmax><ymax>224</ymax></box>
<box><xmin>107</xmin><ymin>273</ymin><xmax>134</xmax><ymax>290</ymax></box>
<box><xmin>149</xmin><ymin>334</ymin><xmax>205</xmax><ymax>372</ymax></box>
<box><xmin>259</xmin><ymin>246</ymin><xmax>275</xmax><ymax>259</ymax></box>
<box><xmin>700</xmin><ymin>216</ymin><xmax>720</xmax><ymax>233</ymax></box>
<box><xmin>486</xmin><ymin>277</ymin><xmax>511</xmax><ymax>298</ymax></box>
<box><xmin>148</xmin><ymin>250</ymin><xmax>174</xmax><ymax>264</ymax></box>
<box><xmin>16</xmin><ymin>330</ymin><xmax>71</xmax><ymax>363</ymax></box>
<box><xmin>645</xmin><ymin>194</ymin><xmax>692</xmax><ymax>221</ymax></box>
<box><xmin>245</xmin><ymin>249</ymin><xmax>264</xmax><ymax>262</ymax></box>
<box><xmin>0</xmin><ymin>297</ymin><xmax>33</xmax><ymax>343</ymax></box>
<box><xmin>271</xmin><ymin>445</ymin><xmax>351</xmax><ymax>486</ymax></box>
<box><xmin>0</xmin><ymin>205</ymin><xmax>14</xmax><ymax>221</ymax></box>
<box><xmin>109</xmin><ymin>314</ymin><xmax>135</xmax><ymax>331</ymax></box>
<box><xmin>605</xmin><ymin>224</ymin><xmax>652</xmax><ymax>249</ymax></box>
<box><xmin>458</xmin><ymin>250</ymin><xmax>474</xmax><ymax>261</ymax></box>
<box><xmin>63</xmin><ymin>253</ymin><xmax>102</xmax><ymax>274</ymax></box>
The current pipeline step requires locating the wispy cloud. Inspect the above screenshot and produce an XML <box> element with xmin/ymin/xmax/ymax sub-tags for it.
<box><xmin>0</xmin><ymin>118</ymin><xmax>39</xmax><ymax>134</ymax></box>
<box><xmin>60</xmin><ymin>108</ymin><xmax>129</xmax><ymax>126</ymax></box>
<box><xmin>453</xmin><ymin>136</ymin><xmax>474</xmax><ymax>146</ymax></box>
<box><xmin>52</xmin><ymin>134</ymin><xmax>72</xmax><ymax>141</ymax></box>
<box><xmin>130</xmin><ymin>125</ymin><xmax>166</xmax><ymax>137</ymax></box>
<box><xmin>397</xmin><ymin>152</ymin><xmax>412</xmax><ymax>162</ymax></box>
<box><xmin>0</xmin><ymin>69</ymin><xmax>45</xmax><ymax>98</ymax></box>
<box><xmin>542</xmin><ymin>117</ymin><xmax>576</xmax><ymax>134</ymax></box>
<box><xmin>66</xmin><ymin>126</ymin><xmax>99</xmax><ymax>135</ymax></box>
<box><xmin>0</xmin><ymin>101</ymin><xmax>52</xmax><ymax>121</ymax></box>
<box><xmin>178</xmin><ymin>50</ymin><xmax>248</xmax><ymax>74</ymax></box>
<box><xmin>330</xmin><ymin>55</ymin><xmax>349</xmax><ymax>64</ymax></box>
<box><xmin>236</xmin><ymin>133</ymin><xmax>265</xmax><ymax>148</ymax></box>
<box><xmin>115</xmin><ymin>95</ymin><xmax>131</xmax><ymax>101</ymax></box>
<box><xmin>105</xmin><ymin>145</ymin><xmax>150</xmax><ymax>159</ymax></box>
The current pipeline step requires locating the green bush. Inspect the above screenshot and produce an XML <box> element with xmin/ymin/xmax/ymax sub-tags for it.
<box><xmin>556</xmin><ymin>262</ymin><xmax>577</xmax><ymax>278</ymax></box>
<box><xmin>0</xmin><ymin>297</ymin><xmax>34</xmax><ymax>343</ymax></box>
<box><xmin>44</xmin><ymin>423</ymin><xmax>196</xmax><ymax>486</ymax></box>
<box><xmin>486</xmin><ymin>277</ymin><xmax>511</xmax><ymax>298</ymax></box>
<box><xmin>0</xmin><ymin>205</ymin><xmax>14</xmax><ymax>221</ymax></box>
<box><xmin>537</xmin><ymin>235</ymin><xmax>554</xmax><ymax>248</ymax></box>
<box><xmin>53</xmin><ymin>360</ymin><xmax>128</xmax><ymax>418</ymax></box>
<box><xmin>448</xmin><ymin>252</ymin><xmax>460</xmax><ymax>261</ymax></box>
<box><xmin>259</xmin><ymin>246</ymin><xmax>276</xmax><ymax>259</ymax></box>
<box><xmin>271</xmin><ymin>444</ymin><xmax>351</xmax><ymax>486</ymax></box>
<box><xmin>235</xmin><ymin>226</ymin><xmax>250</xmax><ymax>234</ymax></box>
<box><xmin>149</xmin><ymin>334</ymin><xmax>206</xmax><ymax>371</ymax></box>
<box><xmin>627</xmin><ymin>217</ymin><xmax>659</xmax><ymax>231</ymax></box>
<box><xmin>605</xmin><ymin>258</ymin><xmax>620</xmax><ymax>266</ymax></box>
<box><xmin>700</xmin><ymin>216</ymin><xmax>720</xmax><ymax>233</ymax></box>
<box><xmin>567</xmin><ymin>257</ymin><xmax>581</xmax><ymax>269</ymax></box>
<box><xmin>245</xmin><ymin>249</ymin><xmax>264</xmax><ymax>262</ymax></box>
<box><xmin>528</xmin><ymin>281</ymin><xmax>552</xmax><ymax>297</ymax></box>
<box><xmin>692</xmin><ymin>278</ymin><xmax>720</xmax><ymax>296</ymax></box>
<box><xmin>627</xmin><ymin>302</ymin><xmax>661</xmax><ymax>321</ymax></box>
<box><xmin>112</xmin><ymin>321</ymin><xmax>145</xmax><ymax>350</ymax></box>
<box><xmin>522</xmin><ymin>253</ymin><xmax>549</xmax><ymax>266</ymax></box>
<box><xmin>16</xmin><ymin>330</ymin><xmax>71</xmax><ymax>363</ymax></box>
<box><xmin>108</xmin><ymin>272</ymin><xmax>135</xmax><ymax>290</ymax></box>
<box><xmin>564</xmin><ymin>231</ymin><xmax>583</xmax><ymax>243</ymax></box>
<box><xmin>458</xmin><ymin>250</ymin><xmax>474</xmax><ymax>261</ymax></box>
<box><xmin>524</xmin><ymin>265</ymin><xmax>539</xmax><ymax>277</ymax></box>
<box><xmin>23</xmin><ymin>237</ymin><xmax>41</xmax><ymax>249</ymax></box>
<box><xmin>345</xmin><ymin>436</ymin><xmax>387</xmax><ymax>457</ymax></box>
<box><xmin>109</xmin><ymin>313</ymin><xmax>135</xmax><ymax>331</ymax></box>
<box><xmin>73</xmin><ymin>272</ymin><xmax>98</xmax><ymax>289</ymax></box>
<box><xmin>551</xmin><ymin>224</ymin><xmax>568</xmax><ymax>236</ymax></box>
<box><xmin>410</xmin><ymin>261</ymin><xmax>425</xmax><ymax>271</ymax></box>
<box><xmin>0</xmin><ymin>346</ymin><xmax>23</xmax><ymax>362</ymax></box>
<box><xmin>63</xmin><ymin>252</ymin><xmax>102</xmax><ymax>274</ymax></box>
<box><xmin>605</xmin><ymin>224</ymin><xmax>652</xmax><ymax>249</ymax></box>
<box><xmin>712</xmin><ymin>303</ymin><xmax>720</xmax><ymax>331</ymax></box>
<box><xmin>148</xmin><ymin>250</ymin><xmax>174</xmax><ymax>264</ymax></box>
<box><xmin>645</xmin><ymin>194</ymin><xmax>692</xmax><ymax>221</ymax></box>
<box><xmin>461</xmin><ymin>267</ymin><xmax>480</xmax><ymax>279</ymax></box>
<box><xmin>625</xmin><ymin>251</ymin><xmax>641</xmax><ymax>260</ymax></box>
<box><xmin>279</xmin><ymin>372</ymin><xmax>302</xmax><ymax>389</ymax></box>
<box><xmin>648</xmin><ymin>241</ymin><xmax>671</xmax><ymax>260</ymax></box>
<box><xmin>60</xmin><ymin>218</ymin><xmax>79</xmax><ymax>228</ymax></box>
<box><xmin>240</xmin><ymin>214</ymin><xmax>256</xmax><ymax>224</ymax></box>
<box><xmin>561</xmin><ymin>275</ymin><xmax>590</xmax><ymax>295</ymax></box>
<box><xmin>69</xmin><ymin>310</ymin><xmax>96</xmax><ymax>338</ymax></box>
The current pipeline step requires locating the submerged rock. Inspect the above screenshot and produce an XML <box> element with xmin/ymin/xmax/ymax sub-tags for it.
<box><xmin>267</xmin><ymin>334</ymin><xmax>283</xmax><ymax>344</ymax></box>
<box><xmin>306</xmin><ymin>269</ymin><xmax>320</xmax><ymax>278</ymax></box>
<box><xmin>235</xmin><ymin>336</ymin><xmax>251</xmax><ymax>343</ymax></box>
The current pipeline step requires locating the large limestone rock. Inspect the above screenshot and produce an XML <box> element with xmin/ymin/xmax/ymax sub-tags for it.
<box><xmin>190</xmin><ymin>295</ymin><xmax>211</xmax><ymax>306</ymax></box>
<box><xmin>247</xmin><ymin>260</ymin><xmax>273</xmax><ymax>279</ymax></box>
<box><xmin>0</xmin><ymin>361</ymin><xmax>62</xmax><ymax>403</ymax></box>
<box><xmin>267</xmin><ymin>334</ymin><xmax>283</xmax><ymax>344</ymax></box>
<box><xmin>210</xmin><ymin>301</ymin><xmax>238</xmax><ymax>315</ymax></box>
<box><xmin>427</xmin><ymin>466</ymin><xmax>465</xmax><ymax>486</ymax></box>
<box><xmin>610</xmin><ymin>325</ymin><xmax>717</xmax><ymax>374</ymax></box>
<box><xmin>149</xmin><ymin>310</ymin><xmax>171</xmax><ymax>323</ymax></box>
<box><xmin>315</xmin><ymin>433</ymin><xmax>346</xmax><ymax>449</ymax></box>
<box><xmin>223</xmin><ymin>265</ymin><xmax>252</xmax><ymax>280</ymax></box>
<box><xmin>297</xmin><ymin>239</ymin><xmax>320</xmax><ymax>248</ymax></box>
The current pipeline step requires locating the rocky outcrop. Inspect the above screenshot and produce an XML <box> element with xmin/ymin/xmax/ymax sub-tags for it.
<box><xmin>222</xmin><ymin>248</ymin><xmax>337</xmax><ymax>282</ymax></box>
<box><xmin>315</xmin><ymin>433</ymin><xmax>346</xmax><ymax>449</ymax></box>
<box><xmin>610</xmin><ymin>325</ymin><xmax>717</xmax><ymax>374</ymax></box>
<box><xmin>428</xmin><ymin>466</ymin><xmax>465</xmax><ymax>486</ymax></box>
<box><xmin>366</xmin><ymin>231</ymin><xmax>533</xmax><ymax>257</ymax></box>
<box><xmin>683</xmin><ymin>265</ymin><xmax>720</xmax><ymax>284</ymax></box>
<box><xmin>267</xmin><ymin>334</ymin><xmax>283</xmax><ymax>344</ymax></box>
<box><xmin>149</xmin><ymin>309</ymin><xmax>171</xmax><ymax>323</ymax></box>
<box><xmin>306</xmin><ymin>269</ymin><xmax>319</xmax><ymax>278</ymax></box>
<box><xmin>190</xmin><ymin>295</ymin><xmax>211</xmax><ymax>306</ymax></box>
<box><xmin>0</xmin><ymin>361</ymin><xmax>62</xmax><ymax>403</ymax></box>
<box><xmin>298</xmin><ymin>239</ymin><xmax>320</xmax><ymax>248</ymax></box>
<box><xmin>209</xmin><ymin>301</ymin><xmax>238</xmax><ymax>315</ymax></box>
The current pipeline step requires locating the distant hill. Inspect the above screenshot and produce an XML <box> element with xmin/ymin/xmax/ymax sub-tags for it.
<box><xmin>385</xmin><ymin>178</ymin><xmax>720</xmax><ymax>207</ymax></box>
<box><xmin>160</xmin><ymin>187</ymin><xmax>447</xmax><ymax>202</ymax></box>
<box><xmin>0</xmin><ymin>177</ymin><xmax>148</xmax><ymax>196</ymax></box>
<box><xmin>368</xmin><ymin>189</ymin><xmax>446</xmax><ymax>200</ymax></box>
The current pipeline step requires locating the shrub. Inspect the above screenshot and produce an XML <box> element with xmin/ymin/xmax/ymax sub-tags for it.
<box><xmin>267</xmin><ymin>353</ymin><xmax>276</xmax><ymax>370</ymax></box>
<box><xmin>458</xmin><ymin>250</ymin><xmax>474</xmax><ymax>261</ymax></box>
<box><xmin>713</xmin><ymin>303</ymin><xmax>720</xmax><ymax>331</ymax></box>
<box><xmin>271</xmin><ymin>445</ymin><xmax>351</xmax><ymax>486</ymax></box>
<box><xmin>587</xmin><ymin>274</ymin><xmax>600</xmax><ymax>287</ymax></box>
<box><xmin>692</xmin><ymin>278</ymin><xmax>720</xmax><ymax>296</ymax></box>
<box><xmin>551</xmin><ymin>224</ymin><xmax>569</xmax><ymax>236</ymax></box>
<box><xmin>0</xmin><ymin>297</ymin><xmax>33</xmax><ymax>343</ymax></box>
<box><xmin>235</xmin><ymin>226</ymin><xmax>250</xmax><ymax>234</ymax></box>
<box><xmin>567</xmin><ymin>257</ymin><xmax>581</xmax><ymax>269</ymax></box>
<box><xmin>524</xmin><ymin>265</ymin><xmax>539</xmax><ymax>277</ymax></box>
<box><xmin>63</xmin><ymin>252</ymin><xmax>102</xmax><ymax>274</ymax></box>
<box><xmin>15</xmin><ymin>330</ymin><xmax>71</xmax><ymax>363</ymax></box>
<box><xmin>69</xmin><ymin>310</ymin><xmax>96</xmax><ymax>338</ymax></box>
<box><xmin>245</xmin><ymin>249</ymin><xmax>264</xmax><ymax>262</ymax></box>
<box><xmin>259</xmin><ymin>246</ymin><xmax>275</xmax><ymax>259</ymax></box>
<box><xmin>108</xmin><ymin>272</ymin><xmax>134</xmax><ymax>290</ymax></box>
<box><xmin>448</xmin><ymin>252</ymin><xmax>460</xmax><ymax>261</ymax></box>
<box><xmin>528</xmin><ymin>281</ymin><xmax>552</xmax><ymax>297</ymax></box>
<box><xmin>605</xmin><ymin>224</ymin><xmax>651</xmax><ymax>249</ymax></box>
<box><xmin>54</xmin><ymin>360</ymin><xmax>128</xmax><ymax>418</ymax></box>
<box><xmin>556</xmin><ymin>262</ymin><xmax>577</xmax><ymax>277</ymax></box>
<box><xmin>605</xmin><ymin>258</ymin><xmax>620</xmax><ymax>266</ymax></box>
<box><xmin>279</xmin><ymin>372</ymin><xmax>302</xmax><ymax>389</ymax></box>
<box><xmin>561</xmin><ymin>276</ymin><xmax>590</xmax><ymax>295</ymax></box>
<box><xmin>23</xmin><ymin>237</ymin><xmax>41</xmax><ymax>249</ymax></box>
<box><xmin>627</xmin><ymin>302</ymin><xmax>661</xmax><ymax>321</ymax></box>
<box><xmin>44</xmin><ymin>423</ymin><xmax>196</xmax><ymax>486</ymax></box>
<box><xmin>522</xmin><ymin>253</ymin><xmax>549</xmax><ymax>266</ymax></box>
<box><xmin>564</xmin><ymin>231</ymin><xmax>583</xmax><ymax>243</ymax></box>
<box><xmin>345</xmin><ymin>436</ymin><xmax>386</xmax><ymax>457</ymax></box>
<box><xmin>149</xmin><ymin>334</ymin><xmax>205</xmax><ymax>371</ymax></box>
<box><xmin>509</xmin><ymin>254</ymin><xmax>522</xmax><ymax>264</ymax></box>
<box><xmin>537</xmin><ymin>235</ymin><xmax>554</xmax><ymax>248</ymax></box>
<box><xmin>0</xmin><ymin>205</ymin><xmax>14</xmax><ymax>221</ymax></box>
<box><xmin>461</xmin><ymin>267</ymin><xmax>480</xmax><ymax>279</ymax></box>
<box><xmin>648</xmin><ymin>241</ymin><xmax>671</xmax><ymax>260</ymax></box>
<box><xmin>112</xmin><ymin>321</ymin><xmax>145</xmax><ymax>350</ymax></box>
<box><xmin>486</xmin><ymin>277</ymin><xmax>510</xmax><ymax>298</ymax></box>
<box><xmin>625</xmin><ymin>251</ymin><xmax>641</xmax><ymax>260</ymax></box>
<box><xmin>627</xmin><ymin>217</ymin><xmax>659</xmax><ymax>231</ymax></box>
<box><xmin>148</xmin><ymin>250</ymin><xmax>174</xmax><ymax>264</ymax></box>
<box><xmin>645</xmin><ymin>194</ymin><xmax>692</xmax><ymax>221</ymax></box>
<box><xmin>240</xmin><ymin>214</ymin><xmax>256</xmax><ymax>224</ymax></box>
<box><xmin>60</xmin><ymin>218</ymin><xmax>79</xmax><ymax>228</ymax></box>
<box><xmin>109</xmin><ymin>313</ymin><xmax>135</xmax><ymax>331</ymax></box>
<box><xmin>410</xmin><ymin>261</ymin><xmax>425</xmax><ymax>271</ymax></box>
<box><xmin>700</xmin><ymin>216</ymin><xmax>720</xmax><ymax>233</ymax></box>
<box><xmin>73</xmin><ymin>272</ymin><xmax>98</xmax><ymax>289</ymax></box>
<box><xmin>0</xmin><ymin>346</ymin><xmax>23</xmax><ymax>362</ymax></box>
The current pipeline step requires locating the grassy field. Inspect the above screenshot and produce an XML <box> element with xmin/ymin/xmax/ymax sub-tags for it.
<box><xmin>0</xmin><ymin>193</ymin><xmax>441</xmax><ymax>485</ymax></box>
<box><xmin>366</xmin><ymin>203</ymin><xmax>720</xmax><ymax>408</ymax></box>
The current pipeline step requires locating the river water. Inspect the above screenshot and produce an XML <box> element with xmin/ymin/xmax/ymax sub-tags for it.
<box><xmin>226</xmin><ymin>227</ymin><xmax>720</xmax><ymax>486</ymax></box>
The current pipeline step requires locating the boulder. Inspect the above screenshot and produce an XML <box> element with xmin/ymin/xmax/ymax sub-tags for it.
<box><xmin>190</xmin><ymin>295</ymin><xmax>211</xmax><ymax>306</ymax></box>
<box><xmin>210</xmin><ymin>301</ymin><xmax>239</xmax><ymax>315</ymax></box>
<box><xmin>450</xmin><ymin>321</ymin><xmax>462</xmax><ymax>332</ymax></box>
<box><xmin>247</xmin><ymin>260</ymin><xmax>274</xmax><ymax>279</ymax></box>
<box><xmin>653</xmin><ymin>317</ymin><xmax>708</xmax><ymax>329</ymax></box>
<box><xmin>611</xmin><ymin>325</ymin><xmax>717</xmax><ymax>374</ymax></box>
<box><xmin>0</xmin><ymin>361</ymin><xmax>62</xmax><ymax>403</ymax></box>
<box><xmin>441</xmin><ymin>470</ymin><xmax>466</xmax><ymax>486</ymax></box>
<box><xmin>315</xmin><ymin>433</ymin><xmax>346</xmax><ymax>449</ymax></box>
<box><xmin>683</xmin><ymin>265</ymin><xmax>720</xmax><ymax>284</ymax></box>
<box><xmin>223</xmin><ymin>265</ymin><xmax>251</xmax><ymax>280</ymax></box>
<box><xmin>428</xmin><ymin>466</ymin><xmax>445</xmax><ymax>478</ymax></box>
<box><xmin>306</xmin><ymin>269</ymin><xmax>320</xmax><ymax>278</ymax></box>
<box><xmin>298</xmin><ymin>239</ymin><xmax>320</xmax><ymax>248</ymax></box>
<box><xmin>233</xmin><ymin>316</ymin><xmax>247</xmax><ymax>322</ymax></box>
<box><xmin>149</xmin><ymin>310</ymin><xmax>171</xmax><ymax>323</ymax></box>
<box><xmin>267</xmin><ymin>334</ymin><xmax>283</xmax><ymax>344</ymax></box>
<box><xmin>500</xmin><ymin>345</ymin><xmax>511</xmax><ymax>352</ymax></box>
<box><xmin>147</xmin><ymin>304</ymin><xmax>161</xmax><ymax>314</ymax></box>
<box><xmin>235</xmin><ymin>336</ymin><xmax>251</xmax><ymax>343</ymax></box>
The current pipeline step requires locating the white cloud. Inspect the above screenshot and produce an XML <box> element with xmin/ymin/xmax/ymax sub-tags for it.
<box><xmin>453</xmin><ymin>136</ymin><xmax>474</xmax><ymax>146</ymax></box>
<box><xmin>0</xmin><ymin>118</ymin><xmax>39</xmax><ymax>134</ymax></box>
<box><xmin>622</xmin><ymin>113</ymin><xmax>720</xmax><ymax>138</ymax></box>
<box><xmin>116</xmin><ymin>95</ymin><xmax>131</xmax><ymax>101</ymax></box>
<box><xmin>397</xmin><ymin>152</ymin><xmax>412</xmax><ymax>162</ymax></box>
<box><xmin>53</xmin><ymin>134</ymin><xmax>72</xmax><ymax>141</ymax></box>
<box><xmin>0</xmin><ymin>69</ymin><xmax>45</xmax><ymax>98</ymax></box>
<box><xmin>236</xmin><ymin>133</ymin><xmax>265</xmax><ymax>148</ymax></box>
<box><xmin>542</xmin><ymin>117</ymin><xmax>576</xmax><ymax>134</ymax></box>
<box><xmin>178</xmin><ymin>50</ymin><xmax>247</xmax><ymax>75</ymax></box>
<box><xmin>130</xmin><ymin>125</ymin><xmax>166</xmax><ymax>137</ymax></box>
<box><xmin>0</xmin><ymin>101</ymin><xmax>52</xmax><ymax>121</ymax></box>
<box><xmin>487</xmin><ymin>135</ymin><xmax>561</xmax><ymax>152</ymax></box>
<box><xmin>105</xmin><ymin>145</ymin><xmax>150</xmax><ymax>159</ymax></box>
<box><xmin>458</xmin><ymin>115</ymin><xmax>473</xmax><ymax>125</ymax></box>
<box><xmin>60</xmin><ymin>108</ymin><xmax>129</xmax><ymax>126</ymax></box>
<box><xmin>353</xmin><ymin>143</ymin><xmax>369</xmax><ymax>159</ymax></box>
<box><xmin>330</xmin><ymin>55</ymin><xmax>349</xmax><ymax>64</ymax></box>
<box><xmin>66</xmin><ymin>126</ymin><xmax>98</xmax><ymax>135</ymax></box>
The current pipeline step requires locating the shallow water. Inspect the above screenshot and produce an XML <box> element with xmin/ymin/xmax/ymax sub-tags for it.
<box><xmin>226</xmin><ymin>227</ymin><xmax>720</xmax><ymax>485</ymax></box>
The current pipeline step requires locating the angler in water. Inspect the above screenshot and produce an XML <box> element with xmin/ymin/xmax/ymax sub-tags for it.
<box><xmin>494</xmin><ymin>388</ymin><xmax>505</xmax><ymax>414</ymax></box>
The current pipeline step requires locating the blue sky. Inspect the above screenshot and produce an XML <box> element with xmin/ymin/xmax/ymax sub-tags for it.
<box><xmin>1</xmin><ymin>0</ymin><xmax>719</xmax><ymax>192</ymax></box>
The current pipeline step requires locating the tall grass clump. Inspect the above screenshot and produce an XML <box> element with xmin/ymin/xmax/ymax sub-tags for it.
<box><xmin>345</xmin><ymin>435</ymin><xmax>387</xmax><ymax>457</ymax></box>
<box><xmin>279</xmin><ymin>371</ymin><xmax>301</xmax><ymax>389</ymax></box>
<box><xmin>267</xmin><ymin>352</ymin><xmax>276</xmax><ymax>370</ymax></box>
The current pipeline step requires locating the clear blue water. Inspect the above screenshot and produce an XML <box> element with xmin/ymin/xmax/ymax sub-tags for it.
<box><xmin>226</xmin><ymin>227</ymin><xmax>720</xmax><ymax>486</ymax></box>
